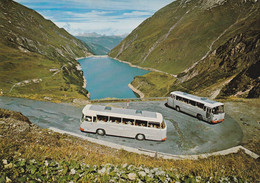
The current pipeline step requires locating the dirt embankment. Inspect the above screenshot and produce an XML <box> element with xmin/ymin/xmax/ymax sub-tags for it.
<box><xmin>224</xmin><ymin>99</ymin><xmax>260</xmax><ymax>154</ymax></box>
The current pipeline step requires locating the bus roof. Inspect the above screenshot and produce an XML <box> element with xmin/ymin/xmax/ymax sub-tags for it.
<box><xmin>170</xmin><ymin>91</ymin><xmax>224</xmax><ymax>107</ymax></box>
<box><xmin>82</xmin><ymin>105</ymin><xmax>163</xmax><ymax>123</ymax></box>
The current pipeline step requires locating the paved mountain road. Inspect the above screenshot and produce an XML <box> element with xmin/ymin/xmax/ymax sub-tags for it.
<box><xmin>0</xmin><ymin>96</ymin><xmax>242</xmax><ymax>155</ymax></box>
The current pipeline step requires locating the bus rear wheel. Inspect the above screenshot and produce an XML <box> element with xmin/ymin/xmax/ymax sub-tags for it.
<box><xmin>136</xmin><ymin>134</ymin><xmax>145</xmax><ymax>141</ymax></box>
<box><xmin>96</xmin><ymin>129</ymin><xmax>105</xmax><ymax>136</ymax></box>
<box><xmin>197</xmin><ymin>114</ymin><xmax>203</xmax><ymax>120</ymax></box>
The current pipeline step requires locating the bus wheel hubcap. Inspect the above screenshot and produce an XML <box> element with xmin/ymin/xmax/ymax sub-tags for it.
<box><xmin>137</xmin><ymin>134</ymin><xmax>144</xmax><ymax>140</ymax></box>
<box><xmin>97</xmin><ymin>129</ymin><xmax>105</xmax><ymax>136</ymax></box>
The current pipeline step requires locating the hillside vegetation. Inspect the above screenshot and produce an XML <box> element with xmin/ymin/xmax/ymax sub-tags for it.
<box><xmin>0</xmin><ymin>108</ymin><xmax>259</xmax><ymax>182</ymax></box>
<box><xmin>110</xmin><ymin>0</ymin><xmax>259</xmax><ymax>99</ymax></box>
<box><xmin>0</xmin><ymin>0</ymin><xmax>92</xmax><ymax>102</ymax></box>
<box><xmin>131</xmin><ymin>72</ymin><xmax>176</xmax><ymax>98</ymax></box>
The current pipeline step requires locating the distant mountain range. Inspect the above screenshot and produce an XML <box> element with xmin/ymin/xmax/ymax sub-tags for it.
<box><xmin>0</xmin><ymin>0</ymin><xmax>92</xmax><ymax>102</ymax></box>
<box><xmin>109</xmin><ymin>0</ymin><xmax>260</xmax><ymax>98</ymax></box>
<box><xmin>77</xmin><ymin>33</ymin><xmax>126</xmax><ymax>55</ymax></box>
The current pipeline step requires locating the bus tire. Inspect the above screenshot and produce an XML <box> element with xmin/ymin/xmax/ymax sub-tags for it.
<box><xmin>176</xmin><ymin>106</ymin><xmax>180</xmax><ymax>112</ymax></box>
<box><xmin>96</xmin><ymin>129</ymin><xmax>105</xmax><ymax>136</ymax></box>
<box><xmin>197</xmin><ymin>114</ymin><xmax>203</xmax><ymax>120</ymax></box>
<box><xmin>136</xmin><ymin>134</ymin><xmax>145</xmax><ymax>141</ymax></box>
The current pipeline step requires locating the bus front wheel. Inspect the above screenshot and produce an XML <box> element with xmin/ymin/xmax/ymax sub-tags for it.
<box><xmin>96</xmin><ymin>129</ymin><xmax>105</xmax><ymax>136</ymax></box>
<box><xmin>176</xmin><ymin>106</ymin><xmax>180</xmax><ymax>112</ymax></box>
<box><xmin>136</xmin><ymin>134</ymin><xmax>145</xmax><ymax>141</ymax></box>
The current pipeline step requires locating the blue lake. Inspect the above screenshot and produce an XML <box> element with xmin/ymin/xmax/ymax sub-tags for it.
<box><xmin>78</xmin><ymin>56</ymin><xmax>149</xmax><ymax>100</ymax></box>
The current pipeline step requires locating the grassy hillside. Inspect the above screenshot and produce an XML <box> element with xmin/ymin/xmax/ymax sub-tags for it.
<box><xmin>1</xmin><ymin>108</ymin><xmax>259</xmax><ymax>182</ymax></box>
<box><xmin>77</xmin><ymin>35</ymin><xmax>124</xmax><ymax>55</ymax></box>
<box><xmin>0</xmin><ymin>0</ymin><xmax>92</xmax><ymax>102</ymax></box>
<box><xmin>111</xmin><ymin>0</ymin><xmax>259</xmax><ymax>99</ymax></box>
<box><xmin>131</xmin><ymin>72</ymin><xmax>176</xmax><ymax>98</ymax></box>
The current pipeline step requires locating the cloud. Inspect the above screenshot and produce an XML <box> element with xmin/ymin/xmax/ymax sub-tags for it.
<box><xmin>14</xmin><ymin>0</ymin><xmax>174</xmax><ymax>35</ymax></box>
<box><xmin>16</xmin><ymin>0</ymin><xmax>173</xmax><ymax>11</ymax></box>
<box><xmin>123</xmin><ymin>11</ymin><xmax>153</xmax><ymax>17</ymax></box>
<box><xmin>55</xmin><ymin>16</ymin><xmax>145</xmax><ymax>36</ymax></box>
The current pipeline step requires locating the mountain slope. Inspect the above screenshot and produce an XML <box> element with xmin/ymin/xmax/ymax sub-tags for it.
<box><xmin>109</xmin><ymin>0</ymin><xmax>259</xmax><ymax>98</ymax></box>
<box><xmin>77</xmin><ymin>34</ymin><xmax>125</xmax><ymax>55</ymax></box>
<box><xmin>0</xmin><ymin>0</ymin><xmax>92</xmax><ymax>102</ymax></box>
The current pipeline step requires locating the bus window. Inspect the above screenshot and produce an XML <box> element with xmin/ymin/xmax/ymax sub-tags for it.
<box><xmin>123</xmin><ymin>118</ymin><xmax>134</xmax><ymax>125</ymax></box>
<box><xmin>183</xmin><ymin>98</ymin><xmax>189</xmax><ymax>104</ymax></box>
<box><xmin>176</xmin><ymin>96</ymin><xmax>183</xmax><ymax>101</ymax></box>
<box><xmin>93</xmin><ymin>116</ymin><xmax>97</xmax><ymax>122</ymax></box>
<box><xmin>81</xmin><ymin>114</ymin><xmax>84</xmax><ymax>121</ymax></box>
<box><xmin>85</xmin><ymin>116</ymin><xmax>92</xmax><ymax>122</ymax></box>
<box><xmin>197</xmin><ymin>103</ymin><xmax>204</xmax><ymax>109</ymax></box>
<box><xmin>161</xmin><ymin>121</ymin><xmax>166</xmax><ymax>129</ymax></box>
<box><xmin>136</xmin><ymin>120</ymin><xmax>147</xmax><ymax>127</ymax></box>
<box><xmin>189</xmin><ymin>100</ymin><xmax>196</xmax><ymax>106</ymax></box>
<box><xmin>148</xmin><ymin>122</ymin><xmax>160</xmax><ymax>129</ymax></box>
<box><xmin>213</xmin><ymin>105</ymin><xmax>224</xmax><ymax>114</ymax></box>
<box><xmin>97</xmin><ymin>115</ymin><xmax>108</xmax><ymax>122</ymax></box>
<box><xmin>110</xmin><ymin>116</ymin><xmax>121</xmax><ymax>124</ymax></box>
<box><xmin>170</xmin><ymin>94</ymin><xmax>175</xmax><ymax>99</ymax></box>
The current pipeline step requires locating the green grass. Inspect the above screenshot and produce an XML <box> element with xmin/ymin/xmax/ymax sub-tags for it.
<box><xmin>0</xmin><ymin>43</ymin><xmax>88</xmax><ymax>103</ymax></box>
<box><xmin>0</xmin><ymin>0</ymin><xmax>91</xmax><ymax>102</ymax></box>
<box><xmin>131</xmin><ymin>72</ymin><xmax>176</xmax><ymax>97</ymax></box>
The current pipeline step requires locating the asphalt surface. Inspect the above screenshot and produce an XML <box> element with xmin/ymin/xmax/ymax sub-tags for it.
<box><xmin>0</xmin><ymin>96</ymin><xmax>243</xmax><ymax>155</ymax></box>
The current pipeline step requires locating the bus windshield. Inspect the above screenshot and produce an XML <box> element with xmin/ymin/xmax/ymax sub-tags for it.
<box><xmin>212</xmin><ymin>105</ymin><xmax>224</xmax><ymax>114</ymax></box>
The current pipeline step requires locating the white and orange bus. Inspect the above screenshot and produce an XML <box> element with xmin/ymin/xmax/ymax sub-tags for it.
<box><xmin>80</xmin><ymin>104</ymin><xmax>167</xmax><ymax>141</ymax></box>
<box><xmin>167</xmin><ymin>91</ymin><xmax>225</xmax><ymax>123</ymax></box>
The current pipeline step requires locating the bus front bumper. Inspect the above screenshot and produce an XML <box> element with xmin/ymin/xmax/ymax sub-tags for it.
<box><xmin>211</xmin><ymin>119</ymin><xmax>224</xmax><ymax>123</ymax></box>
<box><xmin>162</xmin><ymin>137</ymin><xmax>167</xmax><ymax>141</ymax></box>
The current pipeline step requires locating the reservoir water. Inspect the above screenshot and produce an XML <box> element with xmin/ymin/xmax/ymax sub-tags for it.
<box><xmin>78</xmin><ymin>56</ymin><xmax>149</xmax><ymax>100</ymax></box>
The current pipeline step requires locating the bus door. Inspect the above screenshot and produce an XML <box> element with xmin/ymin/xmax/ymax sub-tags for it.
<box><xmin>83</xmin><ymin>115</ymin><xmax>95</xmax><ymax>131</ymax></box>
<box><xmin>206</xmin><ymin>108</ymin><xmax>212</xmax><ymax>120</ymax></box>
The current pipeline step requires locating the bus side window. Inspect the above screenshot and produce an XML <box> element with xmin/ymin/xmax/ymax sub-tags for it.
<box><xmin>136</xmin><ymin>120</ymin><xmax>147</xmax><ymax>127</ymax></box>
<box><xmin>189</xmin><ymin>100</ymin><xmax>196</xmax><ymax>106</ymax></box>
<box><xmin>93</xmin><ymin>116</ymin><xmax>97</xmax><ymax>122</ymax></box>
<box><xmin>148</xmin><ymin>122</ymin><xmax>160</xmax><ymax>129</ymax></box>
<box><xmin>176</xmin><ymin>96</ymin><xmax>183</xmax><ymax>101</ymax></box>
<box><xmin>197</xmin><ymin>103</ymin><xmax>204</xmax><ymax>109</ymax></box>
<box><xmin>97</xmin><ymin>115</ymin><xmax>108</xmax><ymax>122</ymax></box>
<box><xmin>123</xmin><ymin>118</ymin><xmax>134</xmax><ymax>125</ymax></box>
<box><xmin>110</xmin><ymin>116</ymin><xmax>121</xmax><ymax>124</ymax></box>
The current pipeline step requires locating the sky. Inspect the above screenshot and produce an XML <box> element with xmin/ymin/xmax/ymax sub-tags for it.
<box><xmin>15</xmin><ymin>0</ymin><xmax>173</xmax><ymax>36</ymax></box>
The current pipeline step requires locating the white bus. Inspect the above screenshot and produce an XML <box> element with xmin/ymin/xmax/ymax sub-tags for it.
<box><xmin>167</xmin><ymin>91</ymin><xmax>225</xmax><ymax>123</ymax></box>
<box><xmin>80</xmin><ymin>104</ymin><xmax>167</xmax><ymax>141</ymax></box>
